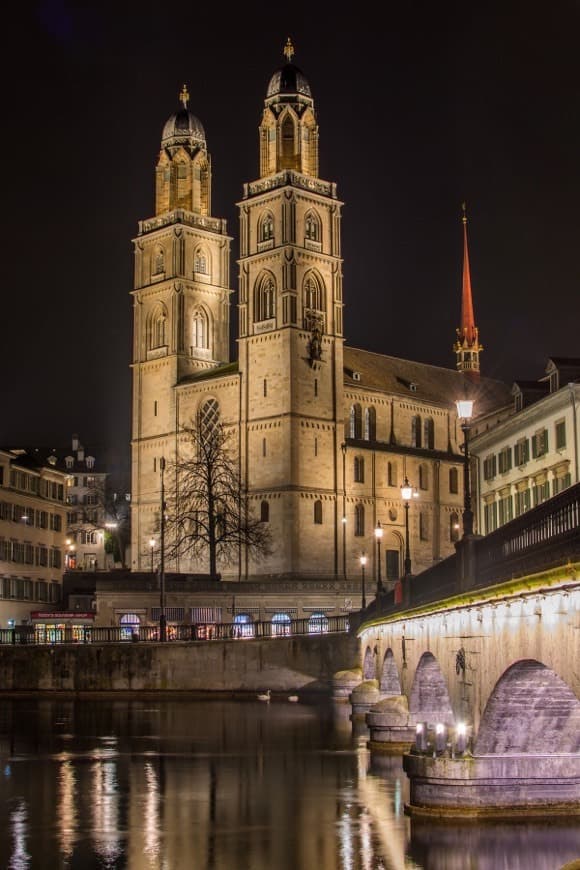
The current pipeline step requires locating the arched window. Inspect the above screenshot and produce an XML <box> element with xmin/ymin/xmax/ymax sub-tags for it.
<box><xmin>387</xmin><ymin>461</ymin><xmax>397</xmax><ymax>487</ymax></box>
<box><xmin>354</xmin><ymin>456</ymin><xmax>365</xmax><ymax>483</ymax></box>
<box><xmin>449</xmin><ymin>467</ymin><xmax>459</xmax><ymax>494</ymax></box>
<box><xmin>308</xmin><ymin>612</ymin><xmax>329</xmax><ymax>634</ymax></box>
<box><xmin>419</xmin><ymin>464</ymin><xmax>429</xmax><ymax>490</ymax></box>
<box><xmin>254</xmin><ymin>274</ymin><xmax>276</xmax><ymax>321</ymax></box>
<box><xmin>259</xmin><ymin>211</ymin><xmax>274</xmax><ymax>242</ymax></box>
<box><xmin>149</xmin><ymin>305</ymin><xmax>167</xmax><ymax>349</ymax></box>
<box><xmin>349</xmin><ymin>404</ymin><xmax>362</xmax><ymax>439</ymax></box>
<box><xmin>120</xmin><ymin>613</ymin><xmax>140</xmax><ymax>640</ymax></box>
<box><xmin>450</xmin><ymin>512</ymin><xmax>460</xmax><ymax>543</ymax></box>
<box><xmin>281</xmin><ymin>115</ymin><xmax>295</xmax><ymax>166</ymax></box>
<box><xmin>233</xmin><ymin>613</ymin><xmax>255</xmax><ymax>638</ymax></box>
<box><xmin>412</xmin><ymin>415</ymin><xmax>422</xmax><ymax>448</ymax></box>
<box><xmin>303</xmin><ymin>273</ymin><xmax>323</xmax><ymax>312</ymax></box>
<box><xmin>304</xmin><ymin>210</ymin><xmax>321</xmax><ymax>242</ymax></box>
<box><xmin>192</xmin><ymin>309</ymin><xmax>208</xmax><ymax>349</ymax></box>
<box><xmin>272</xmin><ymin>612</ymin><xmax>291</xmax><ymax>636</ymax></box>
<box><xmin>199</xmin><ymin>398</ymin><xmax>220</xmax><ymax>439</ymax></box>
<box><xmin>354</xmin><ymin>503</ymin><xmax>365</xmax><ymax>537</ymax></box>
<box><xmin>364</xmin><ymin>407</ymin><xmax>376</xmax><ymax>441</ymax></box>
<box><xmin>424</xmin><ymin>418</ymin><xmax>435</xmax><ymax>449</ymax></box>
<box><xmin>260</xmin><ymin>501</ymin><xmax>269</xmax><ymax>523</ymax></box>
<box><xmin>314</xmin><ymin>500</ymin><xmax>323</xmax><ymax>524</ymax></box>
<box><xmin>194</xmin><ymin>249</ymin><xmax>208</xmax><ymax>274</ymax></box>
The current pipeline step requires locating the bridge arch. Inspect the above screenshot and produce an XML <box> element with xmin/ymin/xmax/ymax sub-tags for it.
<box><xmin>475</xmin><ymin>659</ymin><xmax>580</xmax><ymax>754</ymax></box>
<box><xmin>409</xmin><ymin>652</ymin><xmax>454</xmax><ymax>727</ymax></box>
<box><xmin>379</xmin><ymin>648</ymin><xmax>401</xmax><ymax>694</ymax></box>
<box><xmin>363</xmin><ymin>646</ymin><xmax>375</xmax><ymax>680</ymax></box>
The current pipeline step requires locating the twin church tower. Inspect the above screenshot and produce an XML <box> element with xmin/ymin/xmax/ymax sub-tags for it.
<box><xmin>130</xmin><ymin>41</ymin><xmax>488</xmax><ymax>582</ymax></box>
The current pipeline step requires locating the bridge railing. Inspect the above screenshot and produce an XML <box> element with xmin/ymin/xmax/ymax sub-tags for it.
<box><xmin>369</xmin><ymin>482</ymin><xmax>580</xmax><ymax>618</ymax></box>
<box><xmin>0</xmin><ymin>615</ymin><xmax>350</xmax><ymax>646</ymax></box>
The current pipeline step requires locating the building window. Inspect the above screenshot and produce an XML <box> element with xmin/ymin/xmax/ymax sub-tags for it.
<box><xmin>194</xmin><ymin>250</ymin><xmax>208</xmax><ymax>274</ymax></box>
<box><xmin>193</xmin><ymin>309</ymin><xmax>208</xmax><ymax>348</ymax></box>
<box><xmin>255</xmin><ymin>274</ymin><xmax>276</xmax><ymax>321</ymax></box>
<box><xmin>260</xmin><ymin>501</ymin><xmax>269</xmax><ymax>523</ymax></box>
<box><xmin>532</xmin><ymin>480</ymin><xmax>551</xmax><ymax>506</ymax></box>
<box><xmin>514</xmin><ymin>438</ymin><xmax>530</xmax><ymax>466</ymax></box>
<box><xmin>388</xmin><ymin>461</ymin><xmax>397</xmax><ymax>487</ymax></box>
<box><xmin>264</xmin><ymin>379</ymin><xmax>267</xmax><ymax>397</ymax></box>
<box><xmin>259</xmin><ymin>212</ymin><xmax>274</xmax><ymax>242</ymax></box>
<box><xmin>498</xmin><ymin>494</ymin><xmax>513</xmax><ymax>525</ymax></box>
<box><xmin>262</xmin><ymin>438</ymin><xmax>267</xmax><ymax>457</ymax></box>
<box><xmin>354</xmin><ymin>456</ymin><xmax>365</xmax><ymax>483</ymax></box>
<box><xmin>304</xmin><ymin>210</ymin><xmax>321</xmax><ymax>242</ymax></box>
<box><xmin>483</xmin><ymin>455</ymin><xmax>497</xmax><ymax>480</ymax></box>
<box><xmin>314</xmin><ymin>500</ymin><xmax>323</xmax><ymax>524</ymax></box>
<box><xmin>303</xmin><ymin>273</ymin><xmax>323</xmax><ymax>313</ymax></box>
<box><xmin>532</xmin><ymin>429</ymin><xmax>549</xmax><ymax>458</ymax></box>
<box><xmin>411</xmin><ymin>415</ymin><xmax>422</xmax><ymax>448</ymax></box>
<box><xmin>553</xmin><ymin>472</ymin><xmax>572</xmax><ymax>495</ymax></box>
<box><xmin>354</xmin><ymin>503</ymin><xmax>365</xmax><ymax>537</ymax></box>
<box><xmin>449</xmin><ymin>467</ymin><xmax>458</xmax><ymax>494</ymax></box>
<box><xmin>419</xmin><ymin>512</ymin><xmax>429</xmax><ymax>540</ymax></box>
<box><xmin>484</xmin><ymin>501</ymin><xmax>498</xmax><ymax>534</ymax></box>
<box><xmin>364</xmin><ymin>407</ymin><xmax>376</xmax><ymax>441</ymax></box>
<box><xmin>199</xmin><ymin>398</ymin><xmax>220</xmax><ymax>438</ymax></box>
<box><xmin>349</xmin><ymin>404</ymin><xmax>362</xmax><ymax>439</ymax></box>
<box><xmin>450</xmin><ymin>513</ymin><xmax>460</xmax><ymax>542</ymax></box>
<box><xmin>153</xmin><ymin>246</ymin><xmax>165</xmax><ymax>275</ymax></box>
<box><xmin>498</xmin><ymin>446</ymin><xmax>512</xmax><ymax>474</ymax></box>
<box><xmin>154</xmin><ymin>400</ymin><xmax>158</xmax><ymax>417</ymax></box>
<box><xmin>555</xmin><ymin>420</ymin><xmax>566</xmax><ymax>450</ymax></box>
<box><xmin>424</xmin><ymin>418</ymin><xmax>434</xmax><ymax>449</ymax></box>
<box><xmin>314</xmin><ymin>437</ymin><xmax>318</xmax><ymax>457</ymax></box>
<box><xmin>418</xmin><ymin>464</ymin><xmax>428</xmax><ymax>490</ymax></box>
<box><xmin>386</xmin><ymin>550</ymin><xmax>399</xmax><ymax>581</ymax></box>
<box><xmin>515</xmin><ymin>489</ymin><xmax>531</xmax><ymax>516</ymax></box>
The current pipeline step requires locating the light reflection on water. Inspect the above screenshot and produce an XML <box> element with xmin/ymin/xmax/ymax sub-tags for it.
<box><xmin>0</xmin><ymin>698</ymin><xmax>577</xmax><ymax>869</ymax></box>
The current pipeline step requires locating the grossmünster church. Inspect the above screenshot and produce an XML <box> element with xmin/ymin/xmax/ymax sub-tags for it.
<box><xmin>130</xmin><ymin>41</ymin><xmax>510</xmax><ymax>585</ymax></box>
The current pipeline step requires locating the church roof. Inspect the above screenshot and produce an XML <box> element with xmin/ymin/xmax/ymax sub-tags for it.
<box><xmin>343</xmin><ymin>346</ymin><xmax>512</xmax><ymax>417</ymax></box>
<box><xmin>267</xmin><ymin>63</ymin><xmax>311</xmax><ymax>99</ymax></box>
<box><xmin>161</xmin><ymin>85</ymin><xmax>205</xmax><ymax>149</ymax></box>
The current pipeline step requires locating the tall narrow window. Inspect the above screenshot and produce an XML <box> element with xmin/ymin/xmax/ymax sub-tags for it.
<box><xmin>419</xmin><ymin>512</ymin><xmax>429</xmax><ymax>540</ymax></box>
<box><xmin>314</xmin><ymin>500</ymin><xmax>323</xmax><ymax>524</ymax></box>
<box><xmin>424</xmin><ymin>418</ymin><xmax>434</xmax><ymax>449</ymax></box>
<box><xmin>194</xmin><ymin>249</ymin><xmax>208</xmax><ymax>274</ymax></box>
<box><xmin>303</xmin><ymin>273</ymin><xmax>323</xmax><ymax>312</ymax></box>
<box><xmin>412</xmin><ymin>415</ymin><xmax>422</xmax><ymax>448</ymax></box>
<box><xmin>263</xmin><ymin>379</ymin><xmax>267</xmax><ymax>397</ymax></box>
<box><xmin>259</xmin><ymin>212</ymin><xmax>274</xmax><ymax>242</ymax></box>
<box><xmin>354</xmin><ymin>503</ymin><xmax>365</xmax><ymax>537</ymax></box>
<box><xmin>449</xmin><ymin>467</ymin><xmax>458</xmax><ymax>493</ymax></box>
<box><xmin>254</xmin><ymin>274</ymin><xmax>276</xmax><ymax>321</ymax></box>
<box><xmin>193</xmin><ymin>309</ymin><xmax>208</xmax><ymax>349</ymax></box>
<box><xmin>262</xmin><ymin>438</ymin><xmax>267</xmax><ymax>457</ymax></box>
<box><xmin>388</xmin><ymin>461</ymin><xmax>397</xmax><ymax>487</ymax></box>
<box><xmin>154</xmin><ymin>400</ymin><xmax>158</xmax><ymax>417</ymax></box>
<box><xmin>364</xmin><ymin>407</ymin><xmax>376</xmax><ymax>441</ymax></box>
<box><xmin>260</xmin><ymin>501</ymin><xmax>269</xmax><ymax>523</ymax></box>
<box><xmin>304</xmin><ymin>210</ymin><xmax>321</xmax><ymax>242</ymax></box>
<box><xmin>354</xmin><ymin>456</ymin><xmax>365</xmax><ymax>483</ymax></box>
<box><xmin>349</xmin><ymin>404</ymin><xmax>362</xmax><ymax>439</ymax></box>
<box><xmin>419</xmin><ymin>464</ymin><xmax>428</xmax><ymax>490</ymax></box>
<box><xmin>314</xmin><ymin>378</ymin><xmax>318</xmax><ymax>397</ymax></box>
<box><xmin>314</xmin><ymin>437</ymin><xmax>318</xmax><ymax>457</ymax></box>
<box><xmin>281</xmin><ymin>115</ymin><xmax>295</xmax><ymax>167</ymax></box>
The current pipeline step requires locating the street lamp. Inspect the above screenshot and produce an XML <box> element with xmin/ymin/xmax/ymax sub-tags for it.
<box><xmin>359</xmin><ymin>554</ymin><xmax>367</xmax><ymax>609</ymax></box>
<box><xmin>374</xmin><ymin>522</ymin><xmax>384</xmax><ymax>595</ymax></box>
<box><xmin>400</xmin><ymin>476</ymin><xmax>417</xmax><ymax>578</ymax></box>
<box><xmin>159</xmin><ymin>457</ymin><xmax>167</xmax><ymax>642</ymax></box>
<box><xmin>455</xmin><ymin>399</ymin><xmax>475</xmax><ymax>536</ymax></box>
<box><xmin>149</xmin><ymin>537</ymin><xmax>156</xmax><ymax>574</ymax></box>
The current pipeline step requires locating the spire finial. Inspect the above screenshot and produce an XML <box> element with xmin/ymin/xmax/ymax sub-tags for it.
<box><xmin>179</xmin><ymin>84</ymin><xmax>189</xmax><ymax>108</ymax></box>
<box><xmin>284</xmin><ymin>37</ymin><xmax>294</xmax><ymax>62</ymax></box>
<box><xmin>462</xmin><ymin>201</ymin><xmax>467</xmax><ymax>225</ymax></box>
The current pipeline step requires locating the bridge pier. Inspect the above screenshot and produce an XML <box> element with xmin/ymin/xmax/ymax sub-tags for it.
<box><xmin>403</xmin><ymin>751</ymin><xmax>580</xmax><ymax>819</ymax></box>
<box><xmin>365</xmin><ymin>694</ymin><xmax>415</xmax><ymax>753</ymax></box>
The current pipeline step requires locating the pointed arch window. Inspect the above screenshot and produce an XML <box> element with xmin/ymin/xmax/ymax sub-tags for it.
<box><xmin>303</xmin><ymin>273</ymin><xmax>323</xmax><ymax>312</ymax></box>
<box><xmin>192</xmin><ymin>309</ymin><xmax>208</xmax><ymax>349</ymax></box>
<box><xmin>313</xmin><ymin>500</ymin><xmax>323</xmax><ymax>524</ymax></box>
<box><xmin>354</xmin><ymin>503</ymin><xmax>365</xmax><ymax>537</ymax></box>
<box><xmin>194</xmin><ymin>249</ymin><xmax>209</xmax><ymax>275</ymax></box>
<box><xmin>153</xmin><ymin>246</ymin><xmax>165</xmax><ymax>276</ymax></box>
<box><xmin>364</xmin><ymin>407</ymin><xmax>376</xmax><ymax>441</ymax></box>
<box><xmin>254</xmin><ymin>274</ymin><xmax>276</xmax><ymax>322</ymax></box>
<box><xmin>424</xmin><ymin>418</ymin><xmax>435</xmax><ymax>449</ymax></box>
<box><xmin>354</xmin><ymin>456</ymin><xmax>365</xmax><ymax>483</ymax></box>
<box><xmin>412</xmin><ymin>415</ymin><xmax>422</xmax><ymax>448</ymax></box>
<box><xmin>304</xmin><ymin>210</ymin><xmax>321</xmax><ymax>242</ymax></box>
<box><xmin>349</xmin><ymin>404</ymin><xmax>362</xmax><ymax>439</ymax></box>
<box><xmin>199</xmin><ymin>398</ymin><xmax>220</xmax><ymax>439</ymax></box>
<box><xmin>259</xmin><ymin>212</ymin><xmax>274</xmax><ymax>242</ymax></box>
<box><xmin>281</xmin><ymin>115</ymin><xmax>296</xmax><ymax>166</ymax></box>
<box><xmin>149</xmin><ymin>305</ymin><xmax>167</xmax><ymax>350</ymax></box>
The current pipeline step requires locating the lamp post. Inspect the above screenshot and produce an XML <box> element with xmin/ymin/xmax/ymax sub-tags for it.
<box><xmin>359</xmin><ymin>554</ymin><xmax>367</xmax><ymax>609</ymax></box>
<box><xmin>159</xmin><ymin>457</ymin><xmax>167</xmax><ymax>642</ymax></box>
<box><xmin>341</xmin><ymin>443</ymin><xmax>347</xmax><ymax>580</ymax></box>
<box><xmin>400</xmin><ymin>476</ymin><xmax>414</xmax><ymax>578</ymax></box>
<box><xmin>374</xmin><ymin>522</ymin><xmax>384</xmax><ymax>595</ymax></box>
<box><xmin>149</xmin><ymin>537</ymin><xmax>156</xmax><ymax>574</ymax></box>
<box><xmin>455</xmin><ymin>399</ymin><xmax>475</xmax><ymax>536</ymax></box>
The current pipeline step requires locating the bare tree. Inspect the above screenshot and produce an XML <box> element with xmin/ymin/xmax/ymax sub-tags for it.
<box><xmin>164</xmin><ymin>417</ymin><xmax>271</xmax><ymax>578</ymax></box>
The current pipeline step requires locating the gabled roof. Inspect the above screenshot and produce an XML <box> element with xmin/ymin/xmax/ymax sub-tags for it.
<box><xmin>344</xmin><ymin>346</ymin><xmax>512</xmax><ymax>417</ymax></box>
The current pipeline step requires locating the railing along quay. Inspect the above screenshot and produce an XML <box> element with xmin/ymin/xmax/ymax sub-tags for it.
<box><xmin>0</xmin><ymin>615</ymin><xmax>350</xmax><ymax>646</ymax></box>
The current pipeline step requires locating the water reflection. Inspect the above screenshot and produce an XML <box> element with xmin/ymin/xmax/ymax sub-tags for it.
<box><xmin>0</xmin><ymin>698</ymin><xmax>576</xmax><ymax>869</ymax></box>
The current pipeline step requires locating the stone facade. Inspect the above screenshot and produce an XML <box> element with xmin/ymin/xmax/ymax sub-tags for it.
<box><xmin>130</xmin><ymin>47</ymin><xmax>511</xmax><ymax>590</ymax></box>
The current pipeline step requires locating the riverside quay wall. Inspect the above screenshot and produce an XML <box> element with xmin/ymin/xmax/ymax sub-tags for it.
<box><xmin>0</xmin><ymin>634</ymin><xmax>359</xmax><ymax>694</ymax></box>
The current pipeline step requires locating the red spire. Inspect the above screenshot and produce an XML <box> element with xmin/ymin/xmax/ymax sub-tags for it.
<box><xmin>460</xmin><ymin>203</ymin><xmax>476</xmax><ymax>345</ymax></box>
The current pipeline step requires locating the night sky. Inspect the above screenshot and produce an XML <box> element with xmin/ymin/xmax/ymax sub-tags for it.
<box><xmin>3</xmin><ymin>2</ymin><xmax>580</xmax><ymax>464</ymax></box>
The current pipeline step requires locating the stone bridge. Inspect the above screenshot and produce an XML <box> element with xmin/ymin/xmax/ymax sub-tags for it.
<box><xmin>339</xmin><ymin>484</ymin><xmax>580</xmax><ymax>817</ymax></box>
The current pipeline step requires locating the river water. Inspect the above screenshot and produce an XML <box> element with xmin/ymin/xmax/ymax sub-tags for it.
<box><xmin>0</xmin><ymin>697</ymin><xmax>577</xmax><ymax>869</ymax></box>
